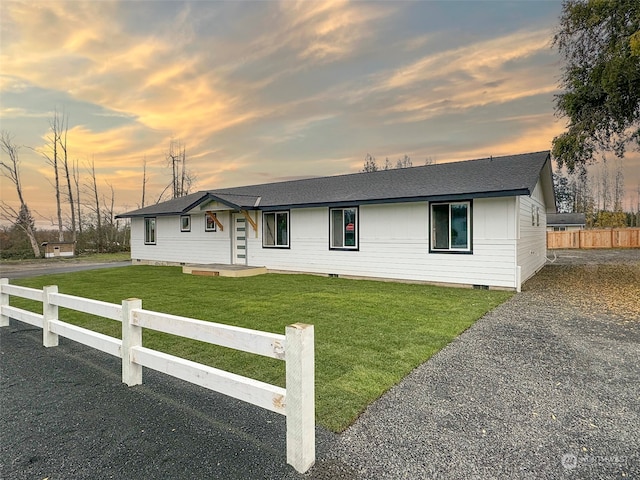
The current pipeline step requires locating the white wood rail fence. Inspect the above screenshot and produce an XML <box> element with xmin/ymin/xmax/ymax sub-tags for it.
<box><xmin>0</xmin><ymin>278</ymin><xmax>315</xmax><ymax>473</ymax></box>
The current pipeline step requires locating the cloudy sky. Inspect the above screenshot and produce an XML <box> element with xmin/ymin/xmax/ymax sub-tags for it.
<box><xmin>1</xmin><ymin>0</ymin><xmax>638</xmax><ymax>227</ymax></box>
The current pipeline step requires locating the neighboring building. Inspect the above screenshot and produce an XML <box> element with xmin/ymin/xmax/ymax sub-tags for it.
<box><xmin>546</xmin><ymin>213</ymin><xmax>586</xmax><ymax>232</ymax></box>
<box><xmin>41</xmin><ymin>242</ymin><xmax>76</xmax><ymax>258</ymax></box>
<box><xmin>117</xmin><ymin>151</ymin><xmax>555</xmax><ymax>291</ymax></box>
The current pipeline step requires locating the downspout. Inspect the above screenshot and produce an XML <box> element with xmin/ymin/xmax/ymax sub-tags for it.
<box><xmin>515</xmin><ymin>196</ymin><xmax>521</xmax><ymax>292</ymax></box>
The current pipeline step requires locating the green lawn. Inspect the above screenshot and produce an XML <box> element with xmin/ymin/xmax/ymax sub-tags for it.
<box><xmin>10</xmin><ymin>266</ymin><xmax>512</xmax><ymax>432</ymax></box>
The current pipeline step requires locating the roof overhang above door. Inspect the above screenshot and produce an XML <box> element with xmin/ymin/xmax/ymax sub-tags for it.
<box><xmin>197</xmin><ymin>199</ymin><xmax>236</xmax><ymax>212</ymax></box>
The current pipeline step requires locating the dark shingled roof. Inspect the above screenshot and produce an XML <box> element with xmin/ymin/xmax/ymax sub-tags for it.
<box><xmin>547</xmin><ymin>213</ymin><xmax>586</xmax><ymax>226</ymax></box>
<box><xmin>117</xmin><ymin>151</ymin><xmax>551</xmax><ymax>218</ymax></box>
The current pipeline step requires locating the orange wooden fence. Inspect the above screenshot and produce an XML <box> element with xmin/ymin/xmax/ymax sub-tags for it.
<box><xmin>547</xmin><ymin>228</ymin><xmax>640</xmax><ymax>249</ymax></box>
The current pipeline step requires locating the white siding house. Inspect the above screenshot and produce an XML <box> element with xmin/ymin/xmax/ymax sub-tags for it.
<box><xmin>119</xmin><ymin>152</ymin><xmax>555</xmax><ymax>291</ymax></box>
<box><xmin>546</xmin><ymin>213</ymin><xmax>586</xmax><ymax>232</ymax></box>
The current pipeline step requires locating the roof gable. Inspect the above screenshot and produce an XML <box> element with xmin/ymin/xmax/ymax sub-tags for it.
<box><xmin>118</xmin><ymin>151</ymin><xmax>551</xmax><ymax>217</ymax></box>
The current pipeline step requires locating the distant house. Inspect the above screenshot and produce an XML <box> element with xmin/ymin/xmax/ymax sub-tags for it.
<box><xmin>546</xmin><ymin>213</ymin><xmax>586</xmax><ymax>232</ymax></box>
<box><xmin>117</xmin><ymin>151</ymin><xmax>555</xmax><ymax>291</ymax></box>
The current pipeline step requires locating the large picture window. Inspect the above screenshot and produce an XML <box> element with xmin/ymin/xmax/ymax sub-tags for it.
<box><xmin>144</xmin><ymin>217</ymin><xmax>156</xmax><ymax>245</ymax></box>
<box><xmin>330</xmin><ymin>207</ymin><xmax>358</xmax><ymax>250</ymax></box>
<box><xmin>263</xmin><ymin>211</ymin><xmax>289</xmax><ymax>248</ymax></box>
<box><xmin>430</xmin><ymin>202</ymin><xmax>471</xmax><ymax>252</ymax></box>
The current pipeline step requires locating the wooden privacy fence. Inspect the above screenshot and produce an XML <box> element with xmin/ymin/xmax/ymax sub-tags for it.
<box><xmin>547</xmin><ymin>228</ymin><xmax>640</xmax><ymax>249</ymax></box>
<box><xmin>0</xmin><ymin>278</ymin><xmax>315</xmax><ymax>473</ymax></box>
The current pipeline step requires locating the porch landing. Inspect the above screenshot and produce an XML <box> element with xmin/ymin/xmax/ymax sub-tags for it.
<box><xmin>182</xmin><ymin>264</ymin><xmax>267</xmax><ymax>278</ymax></box>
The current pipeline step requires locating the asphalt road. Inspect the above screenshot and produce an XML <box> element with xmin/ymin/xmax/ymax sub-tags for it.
<box><xmin>1</xmin><ymin>250</ymin><xmax>638</xmax><ymax>479</ymax></box>
<box><xmin>0</xmin><ymin>261</ymin><xmax>132</xmax><ymax>279</ymax></box>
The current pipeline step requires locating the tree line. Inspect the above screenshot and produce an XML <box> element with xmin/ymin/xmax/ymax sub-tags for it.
<box><xmin>553</xmin><ymin>158</ymin><xmax>640</xmax><ymax>228</ymax></box>
<box><xmin>361</xmin><ymin>153</ymin><xmax>434</xmax><ymax>172</ymax></box>
<box><xmin>0</xmin><ymin>111</ymin><xmax>194</xmax><ymax>259</ymax></box>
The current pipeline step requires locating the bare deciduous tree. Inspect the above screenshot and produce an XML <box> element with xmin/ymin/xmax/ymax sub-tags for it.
<box><xmin>0</xmin><ymin>132</ymin><xmax>40</xmax><ymax>257</ymax></box>
<box><xmin>361</xmin><ymin>153</ymin><xmax>378</xmax><ymax>172</ymax></box>
<box><xmin>613</xmin><ymin>160</ymin><xmax>624</xmax><ymax>213</ymax></box>
<box><xmin>85</xmin><ymin>159</ymin><xmax>102</xmax><ymax>252</ymax></box>
<box><xmin>165</xmin><ymin>139</ymin><xmax>194</xmax><ymax>199</ymax></box>
<box><xmin>37</xmin><ymin>110</ymin><xmax>65</xmax><ymax>241</ymax></box>
<box><xmin>103</xmin><ymin>182</ymin><xmax>116</xmax><ymax>249</ymax></box>
<box><xmin>141</xmin><ymin>156</ymin><xmax>147</xmax><ymax>208</ymax></box>
<box><xmin>73</xmin><ymin>158</ymin><xmax>83</xmax><ymax>235</ymax></box>
<box><xmin>395</xmin><ymin>154</ymin><xmax>412</xmax><ymax>169</ymax></box>
<box><xmin>59</xmin><ymin>112</ymin><xmax>76</xmax><ymax>242</ymax></box>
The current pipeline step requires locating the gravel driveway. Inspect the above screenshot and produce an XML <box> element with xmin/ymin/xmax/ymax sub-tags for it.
<box><xmin>306</xmin><ymin>249</ymin><xmax>640</xmax><ymax>479</ymax></box>
<box><xmin>1</xmin><ymin>249</ymin><xmax>638</xmax><ymax>479</ymax></box>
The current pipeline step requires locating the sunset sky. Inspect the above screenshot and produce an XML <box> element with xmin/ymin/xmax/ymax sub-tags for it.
<box><xmin>1</xmin><ymin>0</ymin><xmax>639</xmax><ymax>228</ymax></box>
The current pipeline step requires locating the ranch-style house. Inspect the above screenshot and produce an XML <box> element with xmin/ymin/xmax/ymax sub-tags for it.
<box><xmin>117</xmin><ymin>151</ymin><xmax>556</xmax><ymax>291</ymax></box>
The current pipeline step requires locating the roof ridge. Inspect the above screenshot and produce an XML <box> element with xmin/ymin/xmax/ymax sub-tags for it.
<box><xmin>206</xmin><ymin>150</ymin><xmax>550</xmax><ymax>193</ymax></box>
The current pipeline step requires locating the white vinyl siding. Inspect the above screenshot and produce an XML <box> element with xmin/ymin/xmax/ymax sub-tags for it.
<box><xmin>132</xmin><ymin>212</ymin><xmax>232</xmax><ymax>264</ymax></box>
<box><xmin>248</xmin><ymin>200</ymin><xmax>518</xmax><ymax>288</ymax></box>
<box><xmin>130</xmin><ymin>188</ymin><xmax>548</xmax><ymax>290</ymax></box>
<box><xmin>517</xmin><ymin>179</ymin><xmax>547</xmax><ymax>285</ymax></box>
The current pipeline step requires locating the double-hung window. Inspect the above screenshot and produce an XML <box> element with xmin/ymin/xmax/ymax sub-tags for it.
<box><xmin>430</xmin><ymin>201</ymin><xmax>471</xmax><ymax>252</ymax></box>
<box><xmin>180</xmin><ymin>215</ymin><xmax>191</xmax><ymax>232</ymax></box>
<box><xmin>263</xmin><ymin>211</ymin><xmax>289</xmax><ymax>248</ymax></box>
<box><xmin>330</xmin><ymin>207</ymin><xmax>358</xmax><ymax>250</ymax></box>
<box><xmin>144</xmin><ymin>217</ymin><xmax>156</xmax><ymax>245</ymax></box>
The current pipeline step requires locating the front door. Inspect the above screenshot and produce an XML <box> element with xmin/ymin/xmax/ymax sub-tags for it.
<box><xmin>232</xmin><ymin>214</ymin><xmax>247</xmax><ymax>265</ymax></box>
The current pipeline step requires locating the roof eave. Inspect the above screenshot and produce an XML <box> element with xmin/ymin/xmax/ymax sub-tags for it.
<box><xmin>258</xmin><ymin>189</ymin><xmax>532</xmax><ymax>211</ymax></box>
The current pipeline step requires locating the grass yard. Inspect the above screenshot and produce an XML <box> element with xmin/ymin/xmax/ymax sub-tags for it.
<box><xmin>10</xmin><ymin>266</ymin><xmax>512</xmax><ymax>432</ymax></box>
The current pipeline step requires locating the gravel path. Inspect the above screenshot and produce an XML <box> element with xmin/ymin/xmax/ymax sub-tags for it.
<box><xmin>1</xmin><ymin>249</ymin><xmax>638</xmax><ymax>479</ymax></box>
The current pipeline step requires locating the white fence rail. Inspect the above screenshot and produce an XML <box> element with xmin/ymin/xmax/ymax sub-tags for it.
<box><xmin>0</xmin><ymin>278</ymin><xmax>315</xmax><ymax>473</ymax></box>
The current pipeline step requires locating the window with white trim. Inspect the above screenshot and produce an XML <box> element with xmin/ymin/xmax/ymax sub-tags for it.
<box><xmin>430</xmin><ymin>202</ymin><xmax>471</xmax><ymax>252</ymax></box>
<box><xmin>180</xmin><ymin>215</ymin><xmax>191</xmax><ymax>232</ymax></box>
<box><xmin>144</xmin><ymin>217</ymin><xmax>156</xmax><ymax>245</ymax></box>
<box><xmin>330</xmin><ymin>207</ymin><xmax>358</xmax><ymax>250</ymax></box>
<box><xmin>263</xmin><ymin>211</ymin><xmax>289</xmax><ymax>248</ymax></box>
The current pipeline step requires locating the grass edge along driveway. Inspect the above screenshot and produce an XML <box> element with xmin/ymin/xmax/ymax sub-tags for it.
<box><xmin>10</xmin><ymin>266</ymin><xmax>512</xmax><ymax>432</ymax></box>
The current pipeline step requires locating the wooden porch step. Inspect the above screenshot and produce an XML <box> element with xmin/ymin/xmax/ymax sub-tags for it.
<box><xmin>182</xmin><ymin>264</ymin><xmax>267</xmax><ymax>278</ymax></box>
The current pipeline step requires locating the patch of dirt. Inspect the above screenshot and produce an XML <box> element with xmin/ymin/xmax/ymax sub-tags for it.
<box><xmin>523</xmin><ymin>262</ymin><xmax>640</xmax><ymax>323</ymax></box>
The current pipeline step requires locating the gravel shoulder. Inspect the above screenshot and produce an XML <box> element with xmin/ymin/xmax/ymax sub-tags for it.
<box><xmin>1</xmin><ymin>249</ymin><xmax>639</xmax><ymax>479</ymax></box>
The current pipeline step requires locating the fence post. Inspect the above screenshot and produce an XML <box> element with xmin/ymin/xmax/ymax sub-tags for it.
<box><xmin>285</xmin><ymin>323</ymin><xmax>315</xmax><ymax>473</ymax></box>
<box><xmin>122</xmin><ymin>298</ymin><xmax>142</xmax><ymax>386</ymax></box>
<box><xmin>0</xmin><ymin>279</ymin><xmax>8</xmax><ymax>327</ymax></box>
<box><xmin>42</xmin><ymin>285</ymin><xmax>59</xmax><ymax>347</ymax></box>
